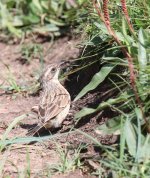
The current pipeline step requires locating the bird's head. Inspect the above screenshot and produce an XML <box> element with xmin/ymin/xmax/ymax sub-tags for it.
<box><xmin>42</xmin><ymin>63</ymin><xmax>60</xmax><ymax>83</ymax></box>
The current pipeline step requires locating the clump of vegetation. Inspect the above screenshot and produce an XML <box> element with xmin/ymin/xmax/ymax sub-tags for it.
<box><xmin>74</xmin><ymin>0</ymin><xmax>150</xmax><ymax>176</ymax></box>
<box><xmin>0</xmin><ymin>0</ymin><xmax>85</xmax><ymax>38</ymax></box>
<box><xmin>20</xmin><ymin>43</ymin><xmax>43</xmax><ymax>64</ymax></box>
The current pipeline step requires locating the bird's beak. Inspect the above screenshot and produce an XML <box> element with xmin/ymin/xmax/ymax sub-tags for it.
<box><xmin>54</xmin><ymin>65</ymin><xmax>60</xmax><ymax>79</ymax></box>
<box><xmin>58</xmin><ymin>61</ymin><xmax>65</xmax><ymax>68</ymax></box>
<box><xmin>58</xmin><ymin>64</ymin><xmax>61</xmax><ymax>69</ymax></box>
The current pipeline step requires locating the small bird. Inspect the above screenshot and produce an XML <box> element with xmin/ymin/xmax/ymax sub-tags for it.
<box><xmin>27</xmin><ymin>63</ymin><xmax>71</xmax><ymax>136</ymax></box>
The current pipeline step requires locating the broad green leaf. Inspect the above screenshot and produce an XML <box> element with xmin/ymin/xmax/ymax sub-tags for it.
<box><xmin>1</xmin><ymin>114</ymin><xmax>27</xmax><ymax>141</ymax></box>
<box><xmin>138</xmin><ymin>28</ymin><xmax>147</xmax><ymax>69</ymax></box>
<box><xmin>47</xmin><ymin>18</ymin><xmax>65</xmax><ymax>26</ymax></box>
<box><xmin>78</xmin><ymin>0</ymin><xmax>86</xmax><ymax>5</ymax></box>
<box><xmin>75</xmin><ymin>94</ymin><xmax>128</xmax><ymax>119</ymax></box>
<box><xmin>140</xmin><ymin>135</ymin><xmax>150</xmax><ymax>161</ymax></box>
<box><xmin>33</xmin><ymin>24</ymin><xmax>59</xmax><ymax>33</ymax></box>
<box><xmin>74</xmin><ymin>65</ymin><xmax>114</xmax><ymax>101</ymax></box>
<box><xmin>0</xmin><ymin>114</ymin><xmax>27</xmax><ymax>151</ymax></box>
<box><xmin>120</xmin><ymin>117</ymin><xmax>126</xmax><ymax>163</ymax></box>
<box><xmin>135</xmin><ymin>108</ymin><xmax>142</xmax><ymax>162</ymax></box>
<box><xmin>29</xmin><ymin>1</ymin><xmax>42</xmax><ymax>16</ymax></box>
<box><xmin>121</xmin><ymin>17</ymin><xmax>135</xmax><ymax>48</ymax></box>
<box><xmin>134</xmin><ymin>108</ymin><xmax>150</xmax><ymax>162</ymax></box>
<box><xmin>0</xmin><ymin>2</ymin><xmax>21</xmax><ymax>37</ymax></box>
<box><xmin>94</xmin><ymin>22</ymin><xmax>108</xmax><ymax>35</ymax></box>
<box><xmin>13</xmin><ymin>16</ymin><xmax>23</xmax><ymax>27</ymax></box>
<box><xmin>96</xmin><ymin>116</ymin><xmax>121</xmax><ymax>135</ymax></box>
<box><xmin>95</xmin><ymin>22</ymin><xmax>133</xmax><ymax>43</ymax></box>
<box><xmin>0</xmin><ymin>131</ymin><xmax>75</xmax><ymax>147</ymax></box>
<box><xmin>22</xmin><ymin>13</ymin><xmax>40</xmax><ymax>24</ymax></box>
<box><xmin>124</xmin><ymin>118</ymin><xmax>136</xmax><ymax>157</ymax></box>
<box><xmin>137</xmin><ymin>28</ymin><xmax>149</xmax><ymax>100</ymax></box>
<box><xmin>32</xmin><ymin>0</ymin><xmax>43</xmax><ymax>13</ymax></box>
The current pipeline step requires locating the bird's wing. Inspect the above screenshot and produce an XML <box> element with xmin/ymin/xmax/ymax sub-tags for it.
<box><xmin>38</xmin><ymin>86</ymin><xmax>70</xmax><ymax>123</ymax></box>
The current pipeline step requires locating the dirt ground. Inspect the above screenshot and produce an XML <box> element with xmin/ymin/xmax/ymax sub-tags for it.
<box><xmin>0</xmin><ymin>36</ymin><xmax>116</xmax><ymax>177</ymax></box>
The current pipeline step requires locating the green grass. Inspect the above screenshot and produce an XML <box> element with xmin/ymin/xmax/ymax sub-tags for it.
<box><xmin>20</xmin><ymin>43</ymin><xmax>44</xmax><ymax>64</ymax></box>
<box><xmin>0</xmin><ymin>0</ymin><xmax>85</xmax><ymax>38</ymax></box>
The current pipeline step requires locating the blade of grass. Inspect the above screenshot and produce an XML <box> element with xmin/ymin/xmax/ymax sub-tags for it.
<box><xmin>0</xmin><ymin>131</ymin><xmax>76</xmax><ymax>147</ymax></box>
<box><xmin>74</xmin><ymin>64</ymin><xmax>115</xmax><ymax>101</ymax></box>
<box><xmin>0</xmin><ymin>114</ymin><xmax>27</xmax><ymax>151</ymax></box>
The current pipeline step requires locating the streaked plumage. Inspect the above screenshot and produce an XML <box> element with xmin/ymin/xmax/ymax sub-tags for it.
<box><xmin>27</xmin><ymin>64</ymin><xmax>71</xmax><ymax>136</ymax></box>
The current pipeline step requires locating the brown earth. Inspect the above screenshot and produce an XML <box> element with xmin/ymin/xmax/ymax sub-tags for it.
<box><xmin>0</xmin><ymin>36</ymin><xmax>116</xmax><ymax>178</ymax></box>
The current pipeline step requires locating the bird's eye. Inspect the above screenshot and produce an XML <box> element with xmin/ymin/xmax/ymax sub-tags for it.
<box><xmin>51</xmin><ymin>67</ymin><xmax>56</xmax><ymax>73</ymax></box>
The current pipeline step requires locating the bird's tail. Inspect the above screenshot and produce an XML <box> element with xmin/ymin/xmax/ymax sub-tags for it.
<box><xmin>26</xmin><ymin>124</ymin><xmax>42</xmax><ymax>136</ymax></box>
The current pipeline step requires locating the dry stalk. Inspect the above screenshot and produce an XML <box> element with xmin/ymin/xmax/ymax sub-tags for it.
<box><xmin>121</xmin><ymin>0</ymin><xmax>135</xmax><ymax>34</ymax></box>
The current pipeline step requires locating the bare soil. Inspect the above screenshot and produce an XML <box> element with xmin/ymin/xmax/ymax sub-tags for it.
<box><xmin>0</xmin><ymin>36</ymin><xmax>116</xmax><ymax>178</ymax></box>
